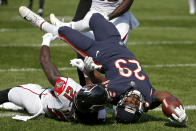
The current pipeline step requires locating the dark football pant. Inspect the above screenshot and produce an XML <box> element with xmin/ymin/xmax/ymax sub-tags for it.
<box><xmin>28</xmin><ymin>0</ymin><xmax>44</xmax><ymax>10</ymax></box>
<box><xmin>58</xmin><ymin>13</ymin><xmax>120</xmax><ymax>59</ymax></box>
<box><xmin>1</xmin><ymin>0</ymin><xmax>7</xmax><ymax>5</ymax></box>
<box><xmin>72</xmin><ymin>0</ymin><xmax>92</xmax><ymax>22</ymax></box>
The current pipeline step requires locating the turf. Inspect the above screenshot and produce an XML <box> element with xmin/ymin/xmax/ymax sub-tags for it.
<box><xmin>0</xmin><ymin>0</ymin><xmax>196</xmax><ymax>130</ymax></box>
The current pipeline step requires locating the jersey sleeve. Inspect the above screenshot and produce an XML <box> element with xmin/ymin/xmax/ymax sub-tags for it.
<box><xmin>54</xmin><ymin>77</ymin><xmax>82</xmax><ymax>102</ymax></box>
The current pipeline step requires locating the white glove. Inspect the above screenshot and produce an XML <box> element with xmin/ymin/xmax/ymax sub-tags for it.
<box><xmin>12</xmin><ymin>115</ymin><xmax>32</xmax><ymax>122</ymax></box>
<box><xmin>84</xmin><ymin>56</ymin><xmax>102</xmax><ymax>72</ymax></box>
<box><xmin>70</xmin><ymin>58</ymin><xmax>88</xmax><ymax>77</ymax></box>
<box><xmin>169</xmin><ymin>105</ymin><xmax>188</xmax><ymax>125</ymax></box>
<box><xmin>70</xmin><ymin>58</ymin><xmax>84</xmax><ymax>71</ymax></box>
<box><xmin>41</xmin><ymin>33</ymin><xmax>58</xmax><ymax>47</ymax></box>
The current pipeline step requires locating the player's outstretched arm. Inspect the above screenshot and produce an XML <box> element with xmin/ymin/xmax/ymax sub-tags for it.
<box><xmin>153</xmin><ymin>91</ymin><xmax>188</xmax><ymax>125</ymax></box>
<box><xmin>40</xmin><ymin>33</ymin><xmax>61</xmax><ymax>86</ymax></box>
<box><xmin>108</xmin><ymin>0</ymin><xmax>134</xmax><ymax>20</ymax></box>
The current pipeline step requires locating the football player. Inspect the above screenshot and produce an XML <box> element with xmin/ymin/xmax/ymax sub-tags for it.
<box><xmin>51</xmin><ymin>0</ymin><xmax>139</xmax><ymax>88</ymax></box>
<box><xmin>50</xmin><ymin>0</ymin><xmax>139</xmax><ymax>45</ymax></box>
<box><xmin>0</xmin><ymin>33</ymin><xmax>108</xmax><ymax>123</ymax></box>
<box><xmin>19</xmin><ymin>7</ymin><xmax>188</xmax><ymax>125</ymax></box>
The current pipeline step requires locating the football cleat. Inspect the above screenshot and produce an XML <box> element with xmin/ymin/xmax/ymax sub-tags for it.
<box><xmin>19</xmin><ymin>6</ymin><xmax>46</xmax><ymax>30</ymax></box>
<box><xmin>50</xmin><ymin>13</ymin><xmax>71</xmax><ymax>27</ymax></box>
<box><xmin>0</xmin><ymin>102</ymin><xmax>24</xmax><ymax>111</ymax></box>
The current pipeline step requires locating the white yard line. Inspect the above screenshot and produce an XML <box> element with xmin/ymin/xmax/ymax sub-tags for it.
<box><xmin>0</xmin><ymin>26</ymin><xmax>195</xmax><ymax>33</ymax></box>
<box><xmin>0</xmin><ymin>67</ymin><xmax>74</xmax><ymax>72</ymax></box>
<box><xmin>0</xmin><ymin>112</ymin><xmax>24</xmax><ymax>117</ymax></box>
<box><xmin>152</xmin><ymin>105</ymin><xmax>196</xmax><ymax>111</ymax></box>
<box><xmin>0</xmin><ymin>43</ymin><xmax>67</xmax><ymax>47</ymax></box>
<box><xmin>0</xmin><ymin>105</ymin><xmax>195</xmax><ymax>118</ymax></box>
<box><xmin>142</xmin><ymin>64</ymin><xmax>196</xmax><ymax>68</ymax></box>
<box><xmin>0</xmin><ymin>64</ymin><xmax>196</xmax><ymax>73</ymax></box>
<box><xmin>2</xmin><ymin>15</ymin><xmax>196</xmax><ymax>22</ymax></box>
<box><xmin>0</xmin><ymin>41</ymin><xmax>195</xmax><ymax>47</ymax></box>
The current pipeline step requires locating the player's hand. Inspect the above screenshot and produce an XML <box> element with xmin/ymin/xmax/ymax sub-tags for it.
<box><xmin>42</xmin><ymin>33</ymin><xmax>58</xmax><ymax>46</ymax></box>
<box><xmin>70</xmin><ymin>58</ymin><xmax>85</xmax><ymax>71</ymax></box>
<box><xmin>84</xmin><ymin>56</ymin><xmax>102</xmax><ymax>71</ymax></box>
<box><xmin>169</xmin><ymin>105</ymin><xmax>188</xmax><ymax>125</ymax></box>
<box><xmin>70</xmin><ymin>58</ymin><xmax>89</xmax><ymax>77</ymax></box>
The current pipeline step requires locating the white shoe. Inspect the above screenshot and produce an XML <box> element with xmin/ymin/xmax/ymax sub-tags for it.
<box><xmin>190</xmin><ymin>10</ymin><xmax>195</xmax><ymax>14</ymax></box>
<box><xmin>0</xmin><ymin>102</ymin><xmax>24</xmax><ymax>111</ymax></box>
<box><xmin>19</xmin><ymin>6</ymin><xmax>45</xmax><ymax>29</ymax></box>
<box><xmin>50</xmin><ymin>13</ymin><xmax>71</xmax><ymax>27</ymax></box>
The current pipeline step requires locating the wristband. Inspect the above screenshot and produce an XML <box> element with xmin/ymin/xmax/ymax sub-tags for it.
<box><xmin>41</xmin><ymin>39</ymin><xmax>51</xmax><ymax>47</ymax></box>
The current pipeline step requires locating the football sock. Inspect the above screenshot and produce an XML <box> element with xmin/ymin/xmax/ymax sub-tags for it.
<box><xmin>41</xmin><ymin>21</ymin><xmax>58</xmax><ymax>36</ymax></box>
<box><xmin>188</xmin><ymin>0</ymin><xmax>196</xmax><ymax>14</ymax></box>
<box><xmin>0</xmin><ymin>88</ymin><xmax>11</xmax><ymax>104</ymax></box>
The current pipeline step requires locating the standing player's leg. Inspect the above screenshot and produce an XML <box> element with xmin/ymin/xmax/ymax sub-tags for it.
<box><xmin>111</xmin><ymin>12</ymin><xmax>131</xmax><ymax>46</ymax></box>
<box><xmin>28</xmin><ymin>0</ymin><xmax>33</xmax><ymax>9</ymax></box>
<box><xmin>188</xmin><ymin>0</ymin><xmax>196</xmax><ymax>14</ymax></box>
<box><xmin>72</xmin><ymin>0</ymin><xmax>92</xmax><ymax>22</ymax></box>
<box><xmin>38</xmin><ymin>0</ymin><xmax>44</xmax><ymax>16</ymax></box>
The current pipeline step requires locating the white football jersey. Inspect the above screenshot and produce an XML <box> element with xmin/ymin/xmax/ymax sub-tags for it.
<box><xmin>91</xmin><ymin>0</ymin><xmax>123</xmax><ymax>15</ymax></box>
<box><xmin>8</xmin><ymin>78</ymin><xmax>82</xmax><ymax>121</ymax></box>
<box><xmin>41</xmin><ymin>77</ymin><xmax>82</xmax><ymax>121</ymax></box>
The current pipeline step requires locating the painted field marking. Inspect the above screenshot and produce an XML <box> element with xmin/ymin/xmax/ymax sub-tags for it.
<box><xmin>152</xmin><ymin>105</ymin><xmax>196</xmax><ymax>111</ymax></box>
<box><xmin>0</xmin><ymin>105</ymin><xmax>195</xmax><ymax>118</ymax></box>
<box><xmin>0</xmin><ymin>64</ymin><xmax>196</xmax><ymax>73</ymax></box>
<box><xmin>0</xmin><ymin>67</ymin><xmax>74</xmax><ymax>72</ymax></box>
<box><xmin>1</xmin><ymin>26</ymin><xmax>196</xmax><ymax>33</ymax></box>
<box><xmin>1</xmin><ymin>15</ymin><xmax>196</xmax><ymax>22</ymax></box>
<box><xmin>0</xmin><ymin>40</ymin><xmax>195</xmax><ymax>47</ymax></box>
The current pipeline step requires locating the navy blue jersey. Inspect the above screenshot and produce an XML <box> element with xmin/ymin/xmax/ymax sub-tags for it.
<box><xmin>59</xmin><ymin>13</ymin><xmax>155</xmax><ymax>105</ymax></box>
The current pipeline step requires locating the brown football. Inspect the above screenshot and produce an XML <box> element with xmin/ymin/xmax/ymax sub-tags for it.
<box><xmin>162</xmin><ymin>96</ymin><xmax>181</xmax><ymax>117</ymax></box>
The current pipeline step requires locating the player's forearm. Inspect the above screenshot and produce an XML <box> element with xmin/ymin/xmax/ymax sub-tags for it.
<box><xmin>108</xmin><ymin>0</ymin><xmax>134</xmax><ymax>20</ymax></box>
<box><xmin>148</xmin><ymin>91</ymin><xmax>173</xmax><ymax>110</ymax></box>
<box><xmin>154</xmin><ymin>91</ymin><xmax>174</xmax><ymax>102</ymax></box>
<box><xmin>40</xmin><ymin>46</ymin><xmax>61</xmax><ymax>86</ymax></box>
<box><xmin>88</xmin><ymin>70</ymin><xmax>106</xmax><ymax>84</ymax></box>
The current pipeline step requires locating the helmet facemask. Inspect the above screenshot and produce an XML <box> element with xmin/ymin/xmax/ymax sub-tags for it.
<box><xmin>116</xmin><ymin>89</ymin><xmax>145</xmax><ymax>123</ymax></box>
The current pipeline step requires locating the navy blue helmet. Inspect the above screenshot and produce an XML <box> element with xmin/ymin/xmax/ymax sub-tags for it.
<box><xmin>116</xmin><ymin>89</ymin><xmax>145</xmax><ymax>123</ymax></box>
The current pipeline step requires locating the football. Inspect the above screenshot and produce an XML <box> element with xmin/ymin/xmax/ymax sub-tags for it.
<box><xmin>162</xmin><ymin>96</ymin><xmax>182</xmax><ymax>117</ymax></box>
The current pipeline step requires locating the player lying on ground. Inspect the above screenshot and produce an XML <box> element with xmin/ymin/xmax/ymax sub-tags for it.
<box><xmin>0</xmin><ymin>33</ymin><xmax>108</xmax><ymax>124</ymax></box>
<box><xmin>18</xmin><ymin>7</ymin><xmax>188</xmax><ymax>125</ymax></box>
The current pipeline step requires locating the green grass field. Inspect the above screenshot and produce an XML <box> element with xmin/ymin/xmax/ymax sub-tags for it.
<box><xmin>0</xmin><ymin>0</ymin><xmax>196</xmax><ymax>130</ymax></box>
